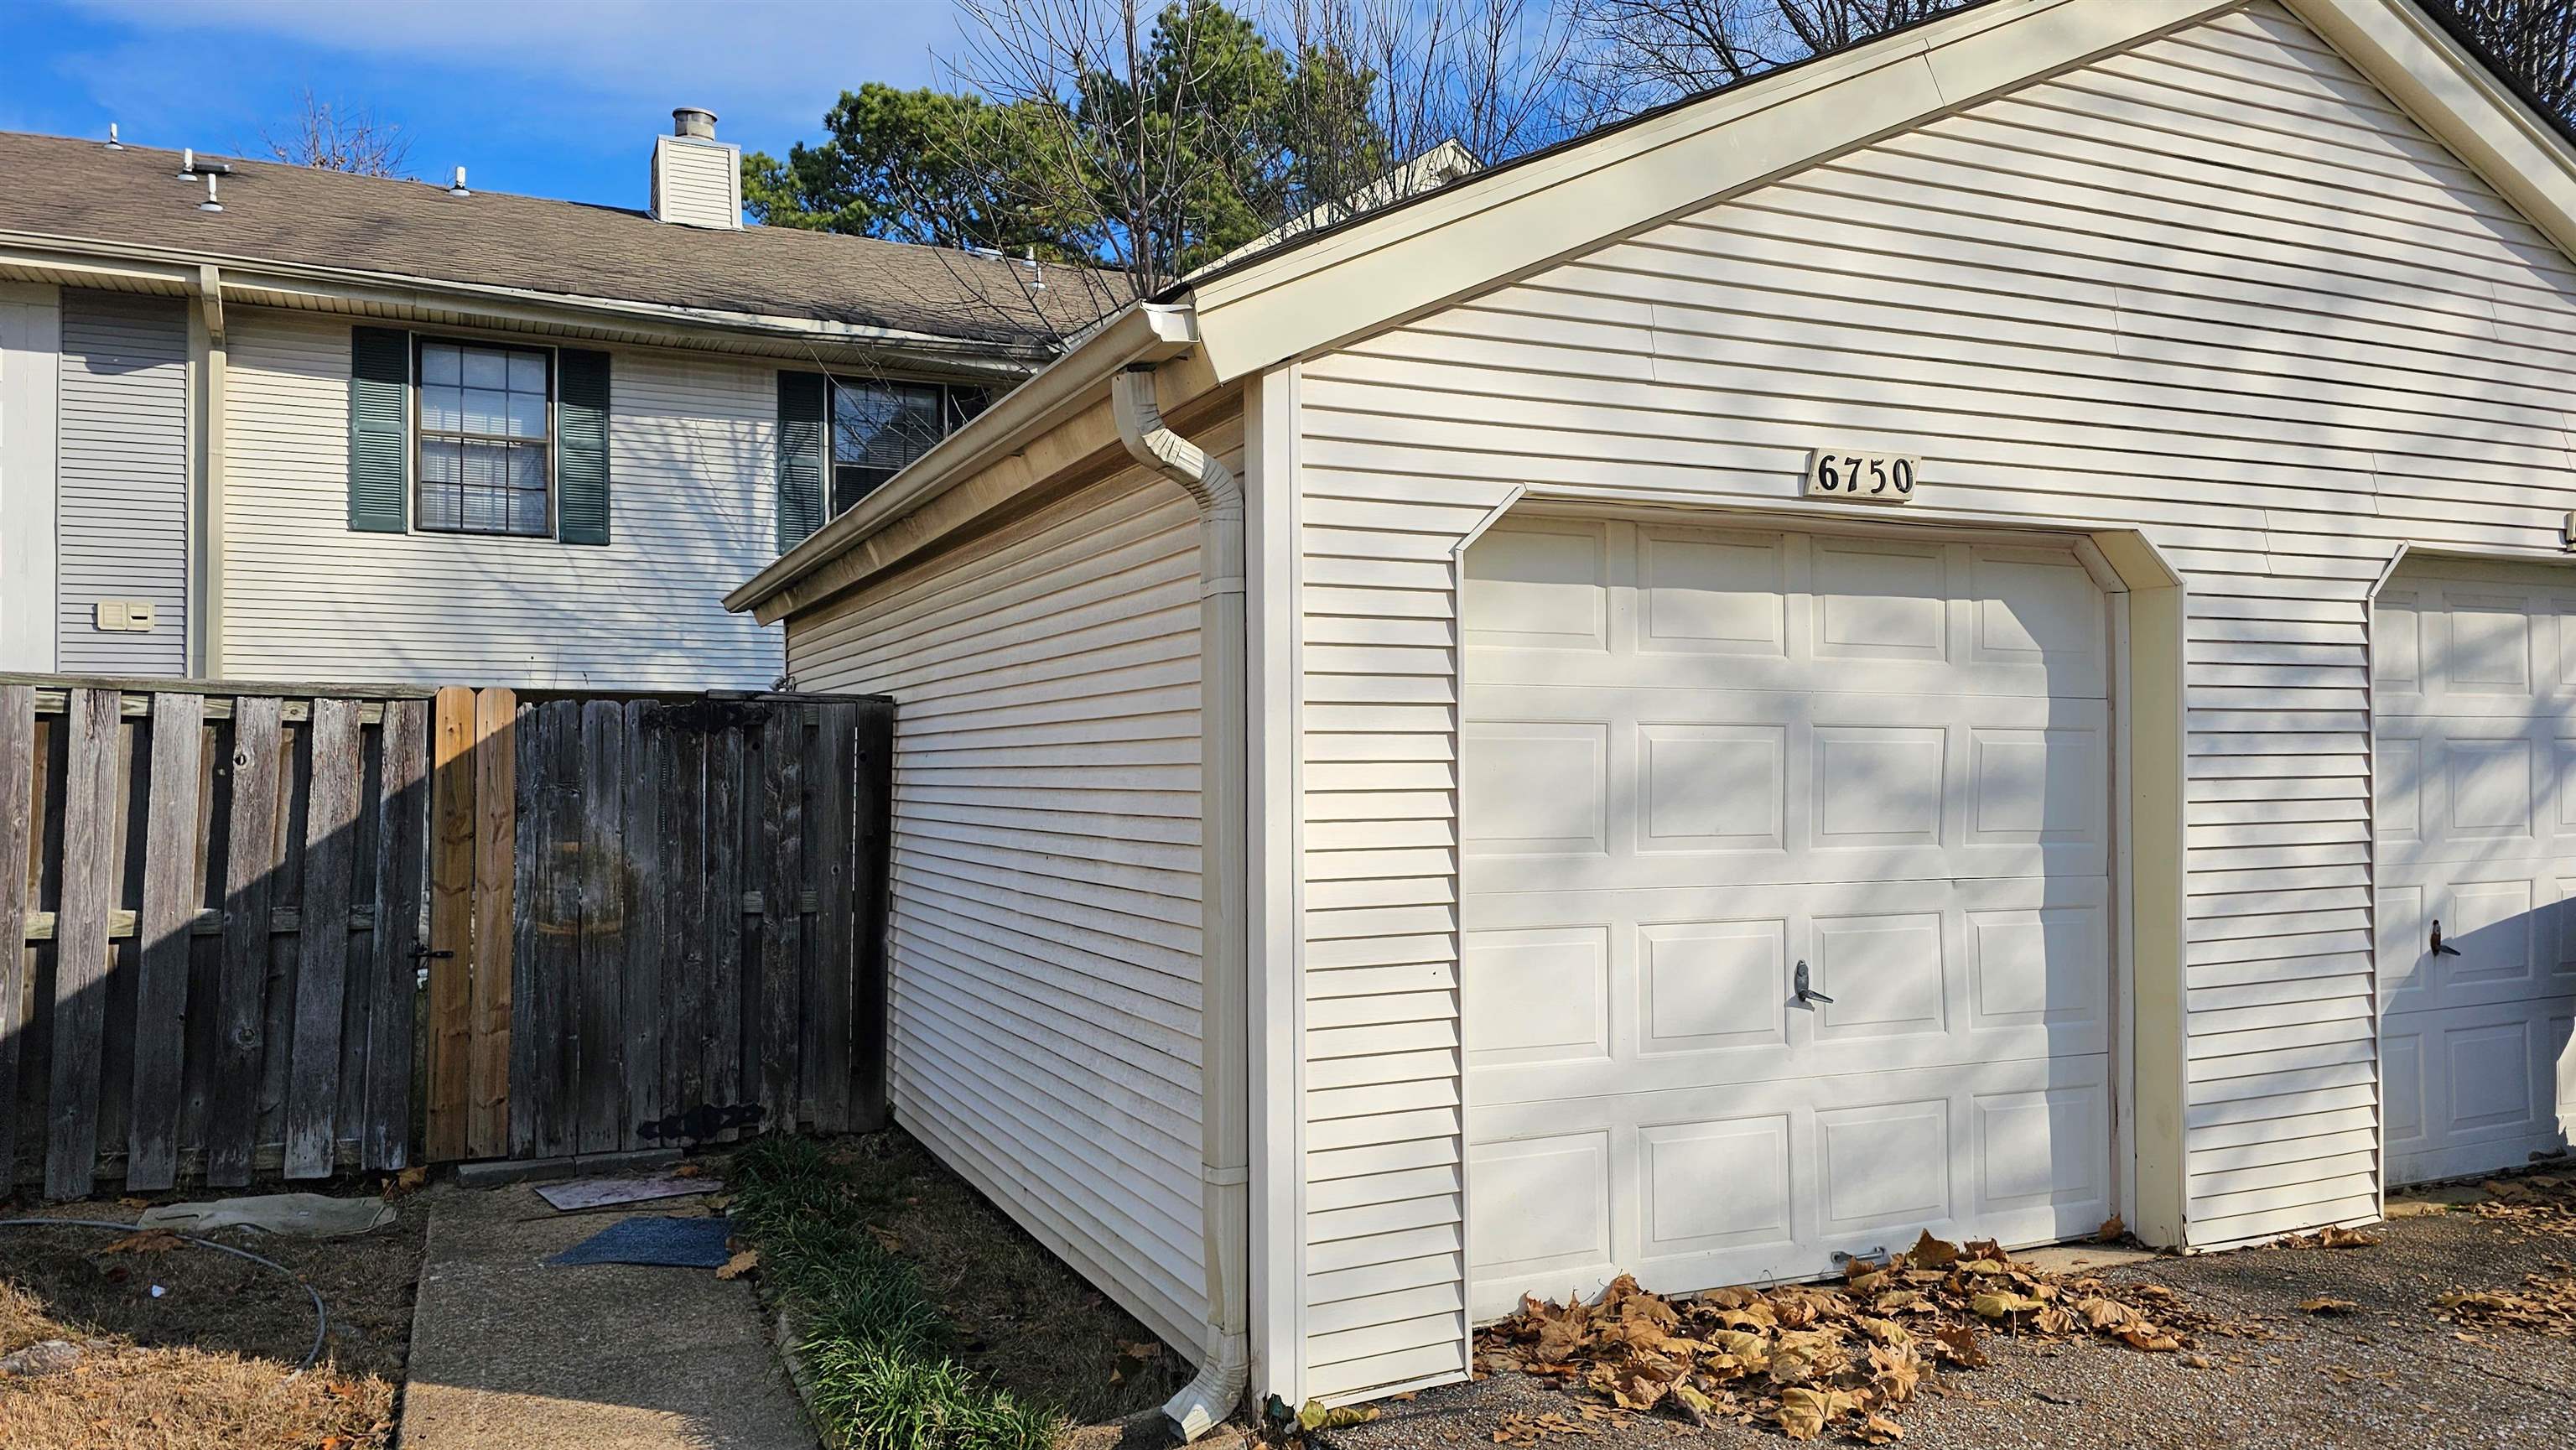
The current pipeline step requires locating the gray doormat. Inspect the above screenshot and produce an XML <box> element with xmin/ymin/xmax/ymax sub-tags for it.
<box><xmin>534</xmin><ymin>1172</ymin><xmax>717</xmax><ymax>1213</ymax></box>
<box><xmin>545</xmin><ymin>1215</ymin><xmax>735</xmax><ymax>1268</ymax></box>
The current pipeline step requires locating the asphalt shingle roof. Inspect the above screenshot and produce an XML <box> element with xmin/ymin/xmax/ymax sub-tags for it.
<box><xmin>0</xmin><ymin>130</ymin><xmax>1120</xmax><ymax>349</ymax></box>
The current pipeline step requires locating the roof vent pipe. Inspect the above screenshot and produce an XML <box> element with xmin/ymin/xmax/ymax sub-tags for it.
<box><xmin>449</xmin><ymin>166</ymin><xmax>471</xmax><ymax>197</ymax></box>
<box><xmin>177</xmin><ymin>147</ymin><xmax>195</xmax><ymax>178</ymax></box>
<box><xmin>199</xmin><ymin>174</ymin><xmax>222</xmax><ymax>212</ymax></box>
<box><xmin>106</xmin><ymin>123</ymin><xmax>122</xmax><ymax>150</ymax></box>
<box><xmin>672</xmin><ymin>107</ymin><xmax>718</xmax><ymax>140</ymax></box>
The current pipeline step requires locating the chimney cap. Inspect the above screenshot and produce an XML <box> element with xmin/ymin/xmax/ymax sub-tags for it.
<box><xmin>672</xmin><ymin>107</ymin><xmax>719</xmax><ymax>140</ymax></box>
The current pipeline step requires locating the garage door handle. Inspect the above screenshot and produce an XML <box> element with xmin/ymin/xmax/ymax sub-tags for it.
<box><xmin>2430</xmin><ymin>920</ymin><xmax>2463</xmax><ymax>957</ymax></box>
<box><xmin>1794</xmin><ymin>959</ymin><xmax>1834</xmax><ymax>1006</ymax></box>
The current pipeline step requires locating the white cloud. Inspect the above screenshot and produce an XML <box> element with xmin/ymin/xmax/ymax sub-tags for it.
<box><xmin>63</xmin><ymin>0</ymin><xmax>961</xmax><ymax>133</ymax></box>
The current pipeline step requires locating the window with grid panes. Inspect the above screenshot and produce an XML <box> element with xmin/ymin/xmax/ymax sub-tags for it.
<box><xmin>417</xmin><ymin>340</ymin><xmax>553</xmax><ymax>536</ymax></box>
<box><xmin>830</xmin><ymin>377</ymin><xmax>987</xmax><ymax>516</ymax></box>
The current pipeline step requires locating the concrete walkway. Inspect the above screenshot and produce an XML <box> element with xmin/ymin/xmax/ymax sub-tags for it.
<box><xmin>398</xmin><ymin>1177</ymin><xmax>817</xmax><ymax>1450</ymax></box>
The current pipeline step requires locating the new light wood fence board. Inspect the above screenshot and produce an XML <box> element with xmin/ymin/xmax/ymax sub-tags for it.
<box><xmin>425</xmin><ymin>687</ymin><xmax>475</xmax><ymax>1162</ymax></box>
<box><xmin>469</xmin><ymin>689</ymin><xmax>514</xmax><ymax>1157</ymax></box>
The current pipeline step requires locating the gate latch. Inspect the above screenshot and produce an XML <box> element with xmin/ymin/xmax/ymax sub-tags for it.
<box><xmin>1794</xmin><ymin>959</ymin><xmax>1835</xmax><ymax>1006</ymax></box>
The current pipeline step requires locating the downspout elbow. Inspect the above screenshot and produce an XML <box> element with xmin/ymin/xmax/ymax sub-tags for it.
<box><xmin>1114</xmin><ymin>364</ymin><xmax>1243</xmax><ymax>529</ymax></box>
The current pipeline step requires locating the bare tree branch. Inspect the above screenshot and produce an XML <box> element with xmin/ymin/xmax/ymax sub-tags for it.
<box><xmin>1560</xmin><ymin>0</ymin><xmax>1962</xmax><ymax>121</ymax></box>
<box><xmin>262</xmin><ymin>88</ymin><xmax>413</xmax><ymax>177</ymax></box>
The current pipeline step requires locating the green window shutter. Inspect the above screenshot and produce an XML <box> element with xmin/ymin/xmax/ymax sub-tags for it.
<box><xmin>557</xmin><ymin>348</ymin><xmax>612</xmax><ymax>545</ymax></box>
<box><xmin>777</xmin><ymin>370</ymin><xmax>828</xmax><ymax>551</ymax></box>
<box><xmin>347</xmin><ymin>327</ymin><xmax>411</xmax><ymax>533</ymax></box>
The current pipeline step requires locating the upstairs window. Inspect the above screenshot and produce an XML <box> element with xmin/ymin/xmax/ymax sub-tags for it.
<box><xmin>417</xmin><ymin>340</ymin><xmax>552</xmax><ymax>537</ymax></box>
<box><xmin>830</xmin><ymin>377</ymin><xmax>987</xmax><ymax>516</ymax></box>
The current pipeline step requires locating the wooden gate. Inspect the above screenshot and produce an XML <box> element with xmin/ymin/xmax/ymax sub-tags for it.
<box><xmin>420</xmin><ymin>690</ymin><xmax>892</xmax><ymax>1162</ymax></box>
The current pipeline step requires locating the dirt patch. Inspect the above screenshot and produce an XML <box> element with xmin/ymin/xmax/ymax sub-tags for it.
<box><xmin>746</xmin><ymin>1130</ymin><xmax>1190</xmax><ymax>1428</ymax></box>
<box><xmin>0</xmin><ymin>1187</ymin><xmax>423</xmax><ymax>1449</ymax></box>
<box><xmin>0</xmin><ymin>1195</ymin><xmax>423</xmax><ymax>1381</ymax></box>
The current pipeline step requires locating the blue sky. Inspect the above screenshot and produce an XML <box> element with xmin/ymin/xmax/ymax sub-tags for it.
<box><xmin>0</xmin><ymin>0</ymin><xmax>958</xmax><ymax>209</ymax></box>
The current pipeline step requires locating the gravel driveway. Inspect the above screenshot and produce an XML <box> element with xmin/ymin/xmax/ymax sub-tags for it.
<box><xmin>1321</xmin><ymin>1193</ymin><xmax>2576</xmax><ymax>1450</ymax></box>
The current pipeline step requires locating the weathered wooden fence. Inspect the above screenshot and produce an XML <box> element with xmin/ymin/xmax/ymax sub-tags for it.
<box><xmin>0</xmin><ymin>678</ymin><xmax>432</xmax><ymax>1198</ymax></box>
<box><xmin>419</xmin><ymin>689</ymin><xmax>893</xmax><ymax>1162</ymax></box>
<box><xmin>1</xmin><ymin>676</ymin><xmax>891</xmax><ymax>1199</ymax></box>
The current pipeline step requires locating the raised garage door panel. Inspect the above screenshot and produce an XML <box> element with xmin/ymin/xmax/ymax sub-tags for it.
<box><xmin>2372</xmin><ymin>564</ymin><xmax>2576</xmax><ymax>1187</ymax></box>
<box><xmin>1461</xmin><ymin>522</ymin><xmax>2114</xmax><ymax>1318</ymax></box>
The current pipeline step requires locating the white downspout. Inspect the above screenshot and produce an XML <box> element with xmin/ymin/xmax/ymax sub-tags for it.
<box><xmin>1114</xmin><ymin>362</ymin><xmax>1250</xmax><ymax>1441</ymax></box>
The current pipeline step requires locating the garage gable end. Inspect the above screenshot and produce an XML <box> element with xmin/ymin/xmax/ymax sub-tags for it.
<box><xmin>1282</xmin><ymin>0</ymin><xmax>2576</xmax><ymax>1409</ymax></box>
<box><xmin>1192</xmin><ymin>0</ymin><xmax>2576</xmax><ymax>384</ymax></box>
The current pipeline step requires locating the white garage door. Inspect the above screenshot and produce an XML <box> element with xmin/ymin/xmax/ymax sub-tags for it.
<box><xmin>2373</xmin><ymin>563</ymin><xmax>2576</xmax><ymax>1187</ymax></box>
<box><xmin>1459</xmin><ymin>520</ymin><xmax>2116</xmax><ymax>1318</ymax></box>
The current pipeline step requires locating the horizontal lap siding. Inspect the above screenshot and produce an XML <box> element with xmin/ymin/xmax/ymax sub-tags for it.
<box><xmin>787</xmin><ymin>460</ymin><xmax>1225</xmax><ymax>1358</ymax></box>
<box><xmin>58</xmin><ymin>291</ymin><xmax>189</xmax><ymax>675</ymax></box>
<box><xmin>1295</xmin><ymin>0</ymin><xmax>2576</xmax><ymax>1395</ymax></box>
<box><xmin>221</xmin><ymin>307</ymin><xmax>782</xmax><ymax>688</ymax></box>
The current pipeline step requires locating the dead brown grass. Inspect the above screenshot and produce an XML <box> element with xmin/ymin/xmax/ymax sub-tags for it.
<box><xmin>0</xmin><ymin>1281</ymin><xmax>394</xmax><ymax>1450</ymax></box>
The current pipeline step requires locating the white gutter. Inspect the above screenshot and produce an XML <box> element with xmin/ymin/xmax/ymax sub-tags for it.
<box><xmin>1113</xmin><ymin>361</ymin><xmax>1250</xmax><ymax>1440</ymax></box>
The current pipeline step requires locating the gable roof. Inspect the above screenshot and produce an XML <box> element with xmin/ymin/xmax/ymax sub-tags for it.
<box><xmin>0</xmin><ymin>130</ymin><xmax>1120</xmax><ymax>352</ymax></box>
<box><xmin>1177</xmin><ymin>0</ymin><xmax>2576</xmax><ymax>382</ymax></box>
<box><xmin>1178</xmin><ymin>0</ymin><xmax>2574</xmax><ymax>302</ymax></box>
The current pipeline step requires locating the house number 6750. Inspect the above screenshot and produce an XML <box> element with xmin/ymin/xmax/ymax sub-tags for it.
<box><xmin>1805</xmin><ymin>450</ymin><xmax>1919</xmax><ymax>503</ymax></box>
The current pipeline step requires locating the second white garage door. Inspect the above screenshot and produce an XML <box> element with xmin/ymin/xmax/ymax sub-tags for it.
<box><xmin>2373</xmin><ymin>561</ymin><xmax>2576</xmax><ymax>1187</ymax></box>
<box><xmin>1460</xmin><ymin>519</ymin><xmax>2116</xmax><ymax>1318</ymax></box>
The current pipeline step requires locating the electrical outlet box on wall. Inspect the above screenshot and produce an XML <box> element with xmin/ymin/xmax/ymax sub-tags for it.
<box><xmin>94</xmin><ymin>600</ymin><xmax>156</xmax><ymax>631</ymax></box>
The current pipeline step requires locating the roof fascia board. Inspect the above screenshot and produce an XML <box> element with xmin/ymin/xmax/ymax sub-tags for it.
<box><xmin>726</xmin><ymin>301</ymin><xmax>1201</xmax><ymax>617</ymax></box>
<box><xmin>1182</xmin><ymin>0</ymin><xmax>2238</xmax><ymax>382</ymax></box>
<box><xmin>2286</xmin><ymin>0</ymin><xmax>2576</xmax><ymax>266</ymax></box>
<box><xmin>0</xmin><ymin>244</ymin><xmax>197</xmax><ymax>294</ymax></box>
<box><xmin>0</xmin><ymin>230</ymin><xmax>1057</xmax><ymax>374</ymax></box>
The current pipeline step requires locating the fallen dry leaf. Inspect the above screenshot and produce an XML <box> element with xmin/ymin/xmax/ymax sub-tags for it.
<box><xmin>97</xmin><ymin>1230</ymin><xmax>184</xmax><ymax>1256</ymax></box>
<box><xmin>2274</xmin><ymin>1224</ymin><xmax>2377</xmax><ymax>1251</ymax></box>
<box><xmin>2298</xmin><ymin>1297</ymin><xmax>2360</xmax><ymax>1316</ymax></box>
<box><xmin>2096</xmin><ymin>1214</ymin><xmax>2126</xmax><ymax>1244</ymax></box>
<box><xmin>1478</xmin><ymin>1233</ymin><xmax>2212</xmax><ymax>1445</ymax></box>
<box><xmin>2434</xmin><ymin>1268</ymin><xmax>2576</xmax><ymax>1338</ymax></box>
<box><xmin>1295</xmin><ymin>1400</ymin><xmax>1379</xmax><ymax>1433</ymax></box>
<box><xmin>714</xmin><ymin>1249</ymin><xmax>759</xmax><ymax>1280</ymax></box>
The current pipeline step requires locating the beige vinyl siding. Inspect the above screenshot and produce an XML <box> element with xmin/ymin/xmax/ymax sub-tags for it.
<box><xmin>652</xmin><ymin>137</ymin><xmax>742</xmax><ymax>229</ymax></box>
<box><xmin>221</xmin><ymin>307</ymin><xmax>782</xmax><ymax>687</ymax></box>
<box><xmin>1291</xmin><ymin>0</ymin><xmax>2576</xmax><ymax>1397</ymax></box>
<box><xmin>786</xmin><ymin>457</ymin><xmax>1229</xmax><ymax>1359</ymax></box>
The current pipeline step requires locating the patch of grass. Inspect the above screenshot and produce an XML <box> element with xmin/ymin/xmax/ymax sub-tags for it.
<box><xmin>730</xmin><ymin>1135</ymin><xmax>1068</xmax><ymax>1450</ymax></box>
